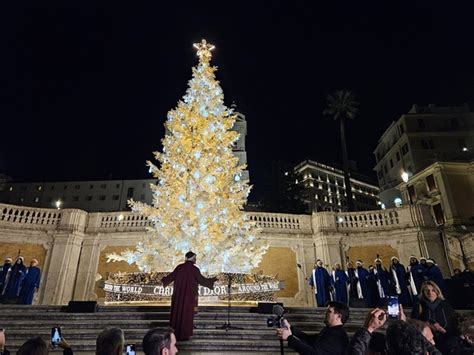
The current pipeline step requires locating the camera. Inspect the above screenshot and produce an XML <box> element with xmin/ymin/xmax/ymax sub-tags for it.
<box><xmin>267</xmin><ymin>315</ymin><xmax>285</xmax><ymax>328</ymax></box>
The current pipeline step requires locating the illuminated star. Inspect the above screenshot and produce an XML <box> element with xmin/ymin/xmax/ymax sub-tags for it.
<box><xmin>193</xmin><ymin>39</ymin><xmax>215</xmax><ymax>62</ymax></box>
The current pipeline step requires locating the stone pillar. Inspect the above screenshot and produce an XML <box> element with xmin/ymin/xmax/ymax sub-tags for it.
<box><xmin>41</xmin><ymin>209</ymin><xmax>87</xmax><ymax>305</ymax></box>
<box><xmin>73</xmin><ymin>234</ymin><xmax>101</xmax><ymax>301</ymax></box>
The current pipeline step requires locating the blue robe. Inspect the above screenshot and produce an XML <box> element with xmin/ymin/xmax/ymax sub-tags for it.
<box><xmin>0</xmin><ymin>262</ymin><xmax>12</xmax><ymax>293</ymax></box>
<box><xmin>309</xmin><ymin>266</ymin><xmax>331</xmax><ymax>307</ymax></box>
<box><xmin>409</xmin><ymin>262</ymin><xmax>425</xmax><ymax>295</ymax></box>
<box><xmin>20</xmin><ymin>266</ymin><xmax>41</xmax><ymax>305</ymax></box>
<box><xmin>367</xmin><ymin>270</ymin><xmax>381</xmax><ymax>307</ymax></box>
<box><xmin>425</xmin><ymin>265</ymin><xmax>446</xmax><ymax>294</ymax></box>
<box><xmin>390</xmin><ymin>263</ymin><xmax>412</xmax><ymax>306</ymax></box>
<box><xmin>355</xmin><ymin>266</ymin><xmax>371</xmax><ymax>307</ymax></box>
<box><xmin>331</xmin><ymin>269</ymin><xmax>348</xmax><ymax>304</ymax></box>
<box><xmin>374</xmin><ymin>264</ymin><xmax>391</xmax><ymax>299</ymax></box>
<box><xmin>3</xmin><ymin>263</ymin><xmax>26</xmax><ymax>297</ymax></box>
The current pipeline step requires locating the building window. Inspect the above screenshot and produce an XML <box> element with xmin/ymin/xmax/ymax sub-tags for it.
<box><xmin>37</xmin><ymin>186</ymin><xmax>42</xmax><ymax>191</ymax></box>
<box><xmin>127</xmin><ymin>187</ymin><xmax>134</xmax><ymax>198</ymax></box>
<box><xmin>99</xmin><ymin>195</ymin><xmax>106</xmax><ymax>201</ymax></box>
<box><xmin>142</xmin><ymin>183</ymin><xmax>146</xmax><ymax>188</ymax></box>
<box><xmin>100</xmin><ymin>184</ymin><xmax>107</xmax><ymax>189</ymax></box>
<box><xmin>396</xmin><ymin>152</ymin><xmax>400</xmax><ymax>162</ymax></box>
<box><xmin>64</xmin><ymin>185</ymin><xmax>68</xmax><ymax>190</ymax></box>
<box><xmin>51</xmin><ymin>185</ymin><xmax>55</xmax><ymax>190</ymax></box>
<box><xmin>417</xmin><ymin>118</ymin><xmax>425</xmax><ymax>129</ymax></box>
<box><xmin>384</xmin><ymin>165</ymin><xmax>388</xmax><ymax>174</ymax></box>
<box><xmin>399</xmin><ymin>123</ymin><xmax>405</xmax><ymax>134</ymax></box>
<box><xmin>389</xmin><ymin>159</ymin><xmax>394</xmax><ymax>168</ymax></box>
<box><xmin>426</xmin><ymin>174</ymin><xmax>437</xmax><ymax>192</ymax></box>
<box><xmin>34</xmin><ymin>197</ymin><xmax>40</xmax><ymax>203</ymax></box>
<box><xmin>9</xmin><ymin>186</ymin><xmax>13</xmax><ymax>191</ymax></box>
<box><xmin>20</xmin><ymin>197</ymin><xmax>24</xmax><ymax>203</ymax></box>
<box><xmin>73</xmin><ymin>196</ymin><xmax>79</xmax><ymax>202</ymax></box>
<box><xmin>89</xmin><ymin>184</ymin><xmax>94</xmax><ymax>189</ymax></box>
<box><xmin>115</xmin><ymin>184</ymin><xmax>120</xmax><ymax>189</ymax></box>
<box><xmin>401</xmin><ymin>143</ymin><xmax>409</xmax><ymax>155</ymax></box>
<box><xmin>112</xmin><ymin>195</ymin><xmax>119</xmax><ymax>200</ymax></box>
<box><xmin>74</xmin><ymin>185</ymin><xmax>80</xmax><ymax>190</ymax></box>
<box><xmin>86</xmin><ymin>196</ymin><xmax>92</xmax><ymax>201</ymax></box>
<box><xmin>432</xmin><ymin>203</ymin><xmax>445</xmax><ymax>225</ymax></box>
<box><xmin>140</xmin><ymin>194</ymin><xmax>145</xmax><ymax>201</ymax></box>
<box><xmin>407</xmin><ymin>185</ymin><xmax>416</xmax><ymax>203</ymax></box>
<box><xmin>394</xmin><ymin>197</ymin><xmax>403</xmax><ymax>207</ymax></box>
<box><xmin>47</xmin><ymin>197</ymin><xmax>53</xmax><ymax>202</ymax></box>
<box><xmin>20</xmin><ymin>186</ymin><xmax>27</xmax><ymax>191</ymax></box>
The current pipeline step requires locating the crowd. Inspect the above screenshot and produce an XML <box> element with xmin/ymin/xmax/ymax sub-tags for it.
<box><xmin>0</xmin><ymin>256</ymin><xmax>41</xmax><ymax>305</ymax></box>
<box><xmin>0</xmin><ymin>327</ymin><xmax>178</xmax><ymax>355</ymax></box>
<box><xmin>277</xmin><ymin>292</ymin><xmax>474</xmax><ymax>354</ymax></box>
<box><xmin>307</xmin><ymin>256</ymin><xmax>474</xmax><ymax>310</ymax></box>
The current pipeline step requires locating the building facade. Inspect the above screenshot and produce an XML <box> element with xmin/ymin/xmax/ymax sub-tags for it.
<box><xmin>374</xmin><ymin>104</ymin><xmax>474</xmax><ymax>208</ymax></box>
<box><xmin>397</xmin><ymin>161</ymin><xmax>474</xmax><ymax>271</ymax></box>
<box><xmin>294</xmin><ymin>160</ymin><xmax>380</xmax><ymax>212</ymax></box>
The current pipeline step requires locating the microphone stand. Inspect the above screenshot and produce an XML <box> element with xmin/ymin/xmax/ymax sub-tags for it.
<box><xmin>216</xmin><ymin>273</ymin><xmax>242</xmax><ymax>331</ymax></box>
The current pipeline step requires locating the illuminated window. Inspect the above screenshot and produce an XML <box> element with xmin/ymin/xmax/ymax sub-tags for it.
<box><xmin>394</xmin><ymin>197</ymin><xmax>403</xmax><ymax>207</ymax></box>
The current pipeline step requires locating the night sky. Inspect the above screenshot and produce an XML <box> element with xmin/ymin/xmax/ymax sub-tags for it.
<box><xmin>1</xmin><ymin>1</ymin><xmax>473</xmax><ymax>201</ymax></box>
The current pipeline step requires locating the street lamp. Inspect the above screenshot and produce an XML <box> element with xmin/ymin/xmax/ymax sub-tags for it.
<box><xmin>462</xmin><ymin>147</ymin><xmax>469</xmax><ymax>152</ymax></box>
<box><xmin>55</xmin><ymin>200</ymin><xmax>62</xmax><ymax>210</ymax></box>
<box><xmin>117</xmin><ymin>214</ymin><xmax>124</xmax><ymax>221</ymax></box>
<box><xmin>401</xmin><ymin>171</ymin><xmax>409</xmax><ymax>183</ymax></box>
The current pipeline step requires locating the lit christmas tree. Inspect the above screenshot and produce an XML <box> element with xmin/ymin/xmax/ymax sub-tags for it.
<box><xmin>108</xmin><ymin>40</ymin><xmax>267</xmax><ymax>274</ymax></box>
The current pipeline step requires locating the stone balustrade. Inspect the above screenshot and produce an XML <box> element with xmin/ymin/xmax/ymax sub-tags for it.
<box><xmin>0</xmin><ymin>203</ymin><xmax>434</xmax><ymax>234</ymax></box>
<box><xmin>0</xmin><ymin>203</ymin><xmax>61</xmax><ymax>229</ymax></box>
<box><xmin>332</xmin><ymin>204</ymin><xmax>435</xmax><ymax>231</ymax></box>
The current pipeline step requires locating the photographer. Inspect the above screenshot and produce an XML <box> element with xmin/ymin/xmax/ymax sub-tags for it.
<box><xmin>276</xmin><ymin>301</ymin><xmax>349</xmax><ymax>355</ymax></box>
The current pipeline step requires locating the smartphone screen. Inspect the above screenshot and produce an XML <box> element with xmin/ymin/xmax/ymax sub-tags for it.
<box><xmin>387</xmin><ymin>296</ymin><xmax>400</xmax><ymax>318</ymax></box>
<box><xmin>125</xmin><ymin>344</ymin><xmax>136</xmax><ymax>355</ymax></box>
<box><xmin>51</xmin><ymin>327</ymin><xmax>61</xmax><ymax>347</ymax></box>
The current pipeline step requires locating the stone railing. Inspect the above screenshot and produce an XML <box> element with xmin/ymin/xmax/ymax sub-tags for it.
<box><xmin>86</xmin><ymin>210</ymin><xmax>313</xmax><ymax>234</ymax></box>
<box><xmin>324</xmin><ymin>204</ymin><xmax>435</xmax><ymax>232</ymax></box>
<box><xmin>0</xmin><ymin>203</ymin><xmax>61</xmax><ymax>229</ymax></box>
<box><xmin>248</xmin><ymin>212</ymin><xmax>312</xmax><ymax>234</ymax></box>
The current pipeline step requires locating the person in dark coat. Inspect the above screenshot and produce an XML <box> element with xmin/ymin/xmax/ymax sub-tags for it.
<box><xmin>2</xmin><ymin>256</ymin><xmax>26</xmax><ymax>298</ymax></box>
<box><xmin>407</xmin><ymin>256</ymin><xmax>425</xmax><ymax>302</ymax></box>
<box><xmin>390</xmin><ymin>256</ymin><xmax>412</xmax><ymax>306</ymax></box>
<box><xmin>330</xmin><ymin>263</ymin><xmax>348</xmax><ymax>304</ymax></box>
<box><xmin>367</xmin><ymin>266</ymin><xmax>381</xmax><ymax>308</ymax></box>
<box><xmin>346</xmin><ymin>261</ymin><xmax>359</xmax><ymax>301</ymax></box>
<box><xmin>161</xmin><ymin>251</ymin><xmax>216</xmax><ymax>341</ymax></box>
<box><xmin>425</xmin><ymin>259</ymin><xmax>446</xmax><ymax>294</ymax></box>
<box><xmin>277</xmin><ymin>301</ymin><xmax>350</xmax><ymax>355</ymax></box>
<box><xmin>0</xmin><ymin>257</ymin><xmax>12</xmax><ymax>294</ymax></box>
<box><xmin>411</xmin><ymin>280</ymin><xmax>455</xmax><ymax>354</ymax></box>
<box><xmin>308</xmin><ymin>260</ymin><xmax>332</xmax><ymax>307</ymax></box>
<box><xmin>355</xmin><ymin>260</ymin><xmax>371</xmax><ymax>308</ymax></box>
<box><xmin>373</xmin><ymin>258</ymin><xmax>391</xmax><ymax>304</ymax></box>
<box><xmin>20</xmin><ymin>259</ymin><xmax>41</xmax><ymax>305</ymax></box>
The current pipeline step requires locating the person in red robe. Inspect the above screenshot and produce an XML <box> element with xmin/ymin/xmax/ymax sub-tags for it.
<box><xmin>162</xmin><ymin>251</ymin><xmax>217</xmax><ymax>341</ymax></box>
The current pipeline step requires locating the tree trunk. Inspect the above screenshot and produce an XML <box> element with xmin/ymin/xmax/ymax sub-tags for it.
<box><xmin>340</xmin><ymin>117</ymin><xmax>355</xmax><ymax>211</ymax></box>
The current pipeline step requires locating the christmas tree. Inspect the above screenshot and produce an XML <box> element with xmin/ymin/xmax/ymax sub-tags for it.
<box><xmin>108</xmin><ymin>40</ymin><xmax>267</xmax><ymax>274</ymax></box>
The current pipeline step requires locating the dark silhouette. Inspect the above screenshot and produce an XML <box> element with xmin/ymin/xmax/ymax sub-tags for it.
<box><xmin>323</xmin><ymin>90</ymin><xmax>359</xmax><ymax>211</ymax></box>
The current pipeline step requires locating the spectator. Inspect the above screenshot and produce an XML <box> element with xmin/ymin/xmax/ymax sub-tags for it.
<box><xmin>347</xmin><ymin>309</ymin><xmax>441</xmax><ymax>355</ymax></box>
<box><xmin>411</xmin><ymin>280</ymin><xmax>455</xmax><ymax>353</ymax></box>
<box><xmin>277</xmin><ymin>301</ymin><xmax>349</xmax><ymax>354</ymax></box>
<box><xmin>17</xmin><ymin>337</ymin><xmax>48</xmax><ymax>355</ymax></box>
<box><xmin>142</xmin><ymin>327</ymin><xmax>178</xmax><ymax>355</ymax></box>
<box><xmin>408</xmin><ymin>319</ymin><xmax>436</xmax><ymax>346</ymax></box>
<box><xmin>96</xmin><ymin>328</ymin><xmax>124</xmax><ymax>355</ymax></box>
<box><xmin>0</xmin><ymin>328</ymin><xmax>10</xmax><ymax>355</ymax></box>
<box><xmin>386</xmin><ymin>320</ymin><xmax>441</xmax><ymax>355</ymax></box>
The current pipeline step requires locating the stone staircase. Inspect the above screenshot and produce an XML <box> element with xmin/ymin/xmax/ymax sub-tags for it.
<box><xmin>0</xmin><ymin>305</ymin><xmax>371</xmax><ymax>354</ymax></box>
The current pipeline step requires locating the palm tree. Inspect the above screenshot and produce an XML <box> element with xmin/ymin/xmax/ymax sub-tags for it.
<box><xmin>323</xmin><ymin>90</ymin><xmax>359</xmax><ymax>212</ymax></box>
